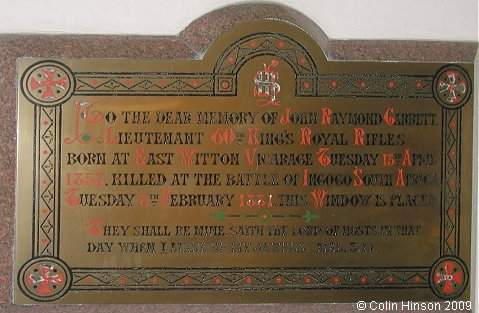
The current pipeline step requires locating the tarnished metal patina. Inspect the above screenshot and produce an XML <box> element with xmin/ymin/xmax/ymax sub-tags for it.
<box><xmin>15</xmin><ymin>20</ymin><xmax>474</xmax><ymax>303</ymax></box>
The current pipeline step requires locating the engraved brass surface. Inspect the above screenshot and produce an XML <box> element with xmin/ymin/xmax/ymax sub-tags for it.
<box><xmin>15</xmin><ymin>20</ymin><xmax>474</xmax><ymax>303</ymax></box>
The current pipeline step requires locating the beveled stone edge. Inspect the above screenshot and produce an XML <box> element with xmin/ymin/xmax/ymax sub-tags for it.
<box><xmin>0</xmin><ymin>2</ymin><xmax>477</xmax><ymax>62</ymax></box>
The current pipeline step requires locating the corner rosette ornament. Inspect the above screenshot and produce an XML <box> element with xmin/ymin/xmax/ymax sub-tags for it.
<box><xmin>253</xmin><ymin>59</ymin><xmax>281</xmax><ymax>107</ymax></box>
<box><xmin>433</xmin><ymin>65</ymin><xmax>471</xmax><ymax>109</ymax></box>
<box><xmin>21</xmin><ymin>61</ymin><xmax>75</xmax><ymax>106</ymax></box>
<box><xmin>429</xmin><ymin>257</ymin><xmax>468</xmax><ymax>299</ymax></box>
<box><xmin>18</xmin><ymin>257</ymin><xmax>72</xmax><ymax>302</ymax></box>
<box><xmin>30</xmin><ymin>68</ymin><xmax>68</xmax><ymax>100</ymax></box>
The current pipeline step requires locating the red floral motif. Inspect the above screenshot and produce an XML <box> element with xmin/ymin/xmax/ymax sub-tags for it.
<box><xmin>438</xmin><ymin>71</ymin><xmax>467</xmax><ymax>104</ymax></box>
<box><xmin>26</xmin><ymin>264</ymin><xmax>64</xmax><ymax>295</ymax></box>
<box><xmin>433</xmin><ymin>261</ymin><xmax>464</xmax><ymax>294</ymax></box>
<box><xmin>29</xmin><ymin>68</ymin><xmax>68</xmax><ymax>100</ymax></box>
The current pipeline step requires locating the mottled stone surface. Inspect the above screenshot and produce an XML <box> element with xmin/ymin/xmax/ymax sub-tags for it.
<box><xmin>0</xmin><ymin>2</ymin><xmax>476</xmax><ymax>312</ymax></box>
<box><xmin>327</xmin><ymin>40</ymin><xmax>478</xmax><ymax>62</ymax></box>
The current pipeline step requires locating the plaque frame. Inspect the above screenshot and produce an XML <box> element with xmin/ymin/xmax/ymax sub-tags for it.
<box><xmin>16</xmin><ymin>28</ymin><xmax>473</xmax><ymax>302</ymax></box>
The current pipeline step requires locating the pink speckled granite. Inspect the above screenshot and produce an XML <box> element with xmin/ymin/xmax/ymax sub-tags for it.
<box><xmin>0</xmin><ymin>3</ymin><xmax>476</xmax><ymax>312</ymax></box>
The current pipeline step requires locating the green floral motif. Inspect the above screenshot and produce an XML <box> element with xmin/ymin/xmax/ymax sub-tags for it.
<box><xmin>302</xmin><ymin>210</ymin><xmax>319</xmax><ymax>223</ymax></box>
<box><xmin>258</xmin><ymin>209</ymin><xmax>272</xmax><ymax>223</ymax></box>
<box><xmin>210</xmin><ymin>210</ymin><xmax>225</xmax><ymax>222</ymax></box>
<box><xmin>81</xmin><ymin>133</ymin><xmax>91</xmax><ymax>142</ymax></box>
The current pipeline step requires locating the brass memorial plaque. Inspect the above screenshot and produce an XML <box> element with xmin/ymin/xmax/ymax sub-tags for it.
<box><xmin>15</xmin><ymin>20</ymin><xmax>474</xmax><ymax>304</ymax></box>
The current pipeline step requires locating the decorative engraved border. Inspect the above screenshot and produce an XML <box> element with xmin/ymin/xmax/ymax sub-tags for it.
<box><xmin>32</xmin><ymin>106</ymin><xmax>62</xmax><ymax>257</ymax></box>
<box><xmin>71</xmin><ymin>267</ymin><xmax>430</xmax><ymax>290</ymax></box>
<box><xmin>75</xmin><ymin>72</ymin><xmax>433</xmax><ymax>99</ymax></box>
<box><xmin>73</xmin><ymin>33</ymin><xmax>434</xmax><ymax>99</ymax></box>
<box><xmin>18</xmin><ymin>33</ymin><xmax>471</xmax><ymax>301</ymax></box>
<box><xmin>75</xmin><ymin>73</ymin><xmax>215</xmax><ymax>96</ymax></box>
<box><xmin>441</xmin><ymin>109</ymin><xmax>461</xmax><ymax>256</ymax></box>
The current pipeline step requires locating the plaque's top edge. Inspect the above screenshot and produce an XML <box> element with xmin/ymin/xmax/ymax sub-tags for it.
<box><xmin>0</xmin><ymin>3</ymin><xmax>477</xmax><ymax>63</ymax></box>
